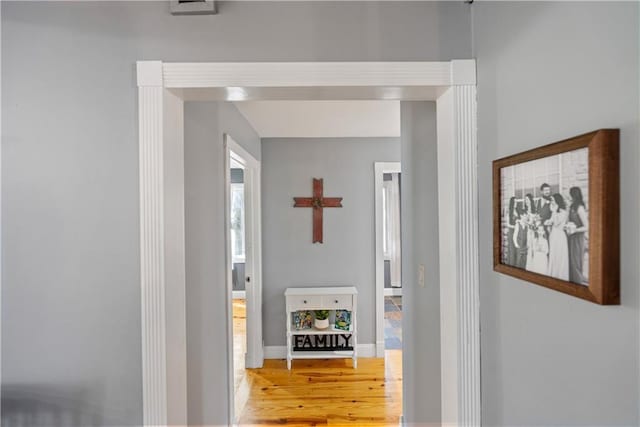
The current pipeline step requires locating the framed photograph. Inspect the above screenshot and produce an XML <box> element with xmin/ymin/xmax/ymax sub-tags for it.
<box><xmin>293</xmin><ymin>310</ymin><xmax>313</xmax><ymax>330</ymax></box>
<box><xmin>334</xmin><ymin>310</ymin><xmax>352</xmax><ymax>331</ymax></box>
<box><xmin>493</xmin><ymin>129</ymin><xmax>619</xmax><ymax>305</ymax></box>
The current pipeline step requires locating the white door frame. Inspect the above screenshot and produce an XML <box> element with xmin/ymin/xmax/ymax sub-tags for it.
<box><xmin>224</xmin><ymin>134</ymin><xmax>263</xmax><ymax>423</ymax></box>
<box><xmin>224</xmin><ymin>135</ymin><xmax>264</xmax><ymax>369</ymax></box>
<box><xmin>374</xmin><ymin>161</ymin><xmax>402</xmax><ymax>357</ymax></box>
<box><xmin>136</xmin><ymin>60</ymin><xmax>480</xmax><ymax>426</ymax></box>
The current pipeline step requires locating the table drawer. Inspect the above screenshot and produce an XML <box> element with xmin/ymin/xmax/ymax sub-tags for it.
<box><xmin>322</xmin><ymin>295</ymin><xmax>352</xmax><ymax>310</ymax></box>
<box><xmin>288</xmin><ymin>295</ymin><xmax>323</xmax><ymax>310</ymax></box>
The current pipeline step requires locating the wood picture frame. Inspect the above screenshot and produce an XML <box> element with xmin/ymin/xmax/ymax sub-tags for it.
<box><xmin>493</xmin><ymin>129</ymin><xmax>619</xmax><ymax>305</ymax></box>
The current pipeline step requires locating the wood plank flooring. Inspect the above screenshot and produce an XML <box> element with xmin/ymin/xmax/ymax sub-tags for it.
<box><xmin>233</xmin><ymin>299</ymin><xmax>402</xmax><ymax>426</ymax></box>
<box><xmin>238</xmin><ymin>351</ymin><xmax>402</xmax><ymax>426</ymax></box>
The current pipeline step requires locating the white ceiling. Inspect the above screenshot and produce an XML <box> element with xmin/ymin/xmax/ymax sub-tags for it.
<box><xmin>233</xmin><ymin>100</ymin><xmax>401</xmax><ymax>138</ymax></box>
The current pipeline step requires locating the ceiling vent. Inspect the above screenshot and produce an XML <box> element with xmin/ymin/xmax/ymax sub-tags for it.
<box><xmin>170</xmin><ymin>0</ymin><xmax>216</xmax><ymax>15</ymax></box>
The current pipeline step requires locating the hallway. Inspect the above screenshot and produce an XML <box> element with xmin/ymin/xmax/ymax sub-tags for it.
<box><xmin>233</xmin><ymin>299</ymin><xmax>402</xmax><ymax>426</ymax></box>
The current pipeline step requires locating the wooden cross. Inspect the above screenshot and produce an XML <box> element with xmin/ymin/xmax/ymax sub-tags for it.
<box><xmin>293</xmin><ymin>178</ymin><xmax>343</xmax><ymax>243</ymax></box>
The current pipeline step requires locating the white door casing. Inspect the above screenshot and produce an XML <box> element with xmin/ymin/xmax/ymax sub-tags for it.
<box><xmin>224</xmin><ymin>135</ymin><xmax>264</xmax><ymax>424</ymax></box>
<box><xmin>225</xmin><ymin>136</ymin><xmax>264</xmax><ymax>369</ymax></box>
<box><xmin>137</xmin><ymin>62</ymin><xmax>187</xmax><ymax>426</ymax></box>
<box><xmin>136</xmin><ymin>60</ymin><xmax>480</xmax><ymax>426</ymax></box>
<box><xmin>374</xmin><ymin>161</ymin><xmax>402</xmax><ymax>358</ymax></box>
<box><xmin>436</xmin><ymin>83</ymin><xmax>480</xmax><ymax>426</ymax></box>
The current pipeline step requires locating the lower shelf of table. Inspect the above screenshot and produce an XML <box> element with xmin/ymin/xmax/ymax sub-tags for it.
<box><xmin>288</xmin><ymin>350</ymin><xmax>355</xmax><ymax>359</ymax></box>
<box><xmin>287</xmin><ymin>349</ymin><xmax>358</xmax><ymax>369</ymax></box>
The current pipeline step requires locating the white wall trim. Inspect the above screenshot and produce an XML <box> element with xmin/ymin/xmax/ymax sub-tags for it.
<box><xmin>450</xmin><ymin>59</ymin><xmax>477</xmax><ymax>86</ymax></box>
<box><xmin>375</xmin><ymin>161</ymin><xmax>402</xmax><ymax>358</ymax></box>
<box><xmin>138</xmin><ymin>84</ymin><xmax>168</xmax><ymax>427</ymax></box>
<box><xmin>163</xmin><ymin>89</ymin><xmax>188</xmax><ymax>426</ymax></box>
<box><xmin>138</xmin><ymin>61</ymin><xmax>187</xmax><ymax>426</ymax></box>
<box><xmin>137</xmin><ymin>59</ymin><xmax>480</xmax><ymax>426</ymax></box>
<box><xmin>384</xmin><ymin>288</ymin><xmax>403</xmax><ymax>297</ymax></box>
<box><xmin>452</xmin><ymin>84</ymin><xmax>481</xmax><ymax>427</ymax></box>
<box><xmin>436</xmin><ymin>61</ymin><xmax>481</xmax><ymax>427</ymax></box>
<box><xmin>225</xmin><ymin>135</ymin><xmax>264</xmax><ymax>371</ymax></box>
<box><xmin>225</xmin><ymin>135</ymin><xmax>264</xmax><ymax>423</ymax></box>
<box><xmin>137</xmin><ymin>61</ymin><xmax>163</xmax><ymax>87</ymax></box>
<box><xmin>437</xmin><ymin>87</ymin><xmax>458</xmax><ymax>426</ymax></box>
<box><xmin>232</xmin><ymin>290</ymin><xmax>246</xmax><ymax>299</ymax></box>
<box><xmin>163</xmin><ymin>62</ymin><xmax>452</xmax><ymax>89</ymax></box>
<box><xmin>264</xmin><ymin>344</ymin><xmax>377</xmax><ymax>360</ymax></box>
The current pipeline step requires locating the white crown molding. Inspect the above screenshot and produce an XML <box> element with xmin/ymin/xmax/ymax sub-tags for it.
<box><xmin>162</xmin><ymin>61</ymin><xmax>452</xmax><ymax>89</ymax></box>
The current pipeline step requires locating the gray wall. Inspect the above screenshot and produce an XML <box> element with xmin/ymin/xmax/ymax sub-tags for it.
<box><xmin>184</xmin><ymin>101</ymin><xmax>259</xmax><ymax>426</ymax></box>
<box><xmin>6</xmin><ymin>1</ymin><xmax>639</xmax><ymax>426</ymax></box>
<box><xmin>2</xmin><ymin>1</ymin><xmax>471</xmax><ymax>425</ymax></box>
<box><xmin>473</xmin><ymin>2</ymin><xmax>640</xmax><ymax>426</ymax></box>
<box><xmin>261</xmin><ymin>137</ymin><xmax>400</xmax><ymax>346</ymax></box>
<box><xmin>400</xmin><ymin>102</ymin><xmax>441</xmax><ymax>424</ymax></box>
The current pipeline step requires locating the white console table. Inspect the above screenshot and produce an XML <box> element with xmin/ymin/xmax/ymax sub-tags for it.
<box><xmin>285</xmin><ymin>286</ymin><xmax>358</xmax><ymax>369</ymax></box>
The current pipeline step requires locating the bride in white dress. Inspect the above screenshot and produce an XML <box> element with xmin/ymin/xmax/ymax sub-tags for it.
<box><xmin>546</xmin><ymin>193</ymin><xmax>569</xmax><ymax>281</ymax></box>
<box><xmin>530</xmin><ymin>224</ymin><xmax>549</xmax><ymax>275</ymax></box>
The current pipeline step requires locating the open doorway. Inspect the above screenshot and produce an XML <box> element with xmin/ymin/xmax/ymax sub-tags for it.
<box><xmin>229</xmin><ymin>149</ymin><xmax>247</xmax><ymax>419</ymax></box>
<box><xmin>224</xmin><ymin>134</ymin><xmax>263</xmax><ymax>423</ymax></box>
<box><xmin>231</xmin><ymin>102</ymin><xmax>403</xmax><ymax>424</ymax></box>
<box><xmin>375</xmin><ymin>162</ymin><xmax>403</xmax><ymax>358</ymax></box>
<box><xmin>382</xmin><ymin>170</ymin><xmax>402</xmax><ymax>350</ymax></box>
<box><xmin>137</xmin><ymin>60</ymin><xmax>480</xmax><ymax>426</ymax></box>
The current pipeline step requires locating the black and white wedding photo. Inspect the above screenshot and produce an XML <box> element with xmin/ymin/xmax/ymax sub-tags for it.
<box><xmin>499</xmin><ymin>147</ymin><xmax>589</xmax><ymax>286</ymax></box>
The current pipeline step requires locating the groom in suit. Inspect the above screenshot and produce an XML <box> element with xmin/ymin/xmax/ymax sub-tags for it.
<box><xmin>538</xmin><ymin>183</ymin><xmax>553</xmax><ymax>235</ymax></box>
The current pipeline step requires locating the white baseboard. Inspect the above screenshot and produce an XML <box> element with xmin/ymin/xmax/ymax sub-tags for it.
<box><xmin>264</xmin><ymin>344</ymin><xmax>378</xmax><ymax>359</ymax></box>
<box><xmin>232</xmin><ymin>290</ymin><xmax>246</xmax><ymax>299</ymax></box>
<box><xmin>357</xmin><ymin>344</ymin><xmax>376</xmax><ymax>357</ymax></box>
<box><xmin>384</xmin><ymin>287</ymin><xmax>403</xmax><ymax>297</ymax></box>
<box><xmin>263</xmin><ymin>345</ymin><xmax>287</xmax><ymax>359</ymax></box>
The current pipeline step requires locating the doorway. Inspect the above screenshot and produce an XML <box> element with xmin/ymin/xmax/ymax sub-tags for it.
<box><xmin>375</xmin><ymin>162</ymin><xmax>403</xmax><ymax>359</ymax></box>
<box><xmin>224</xmin><ymin>134</ymin><xmax>263</xmax><ymax>423</ymax></box>
<box><xmin>137</xmin><ymin>60</ymin><xmax>480</xmax><ymax>426</ymax></box>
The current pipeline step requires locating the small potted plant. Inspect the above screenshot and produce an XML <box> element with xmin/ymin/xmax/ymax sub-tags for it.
<box><xmin>314</xmin><ymin>310</ymin><xmax>330</xmax><ymax>329</ymax></box>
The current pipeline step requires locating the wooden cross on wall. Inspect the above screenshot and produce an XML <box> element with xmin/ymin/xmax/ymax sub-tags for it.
<box><xmin>293</xmin><ymin>178</ymin><xmax>343</xmax><ymax>243</ymax></box>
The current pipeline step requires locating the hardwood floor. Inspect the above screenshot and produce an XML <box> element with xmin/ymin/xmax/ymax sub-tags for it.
<box><xmin>232</xmin><ymin>299</ymin><xmax>402</xmax><ymax>426</ymax></box>
<box><xmin>238</xmin><ymin>351</ymin><xmax>402</xmax><ymax>426</ymax></box>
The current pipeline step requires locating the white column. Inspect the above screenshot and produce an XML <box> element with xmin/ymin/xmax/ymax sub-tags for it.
<box><xmin>452</xmin><ymin>61</ymin><xmax>481</xmax><ymax>427</ymax></box>
<box><xmin>438</xmin><ymin>60</ymin><xmax>481</xmax><ymax>427</ymax></box>
<box><xmin>138</xmin><ymin>61</ymin><xmax>188</xmax><ymax>426</ymax></box>
<box><xmin>138</xmin><ymin>61</ymin><xmax>168</xmax><ymax>426</ymax></box>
